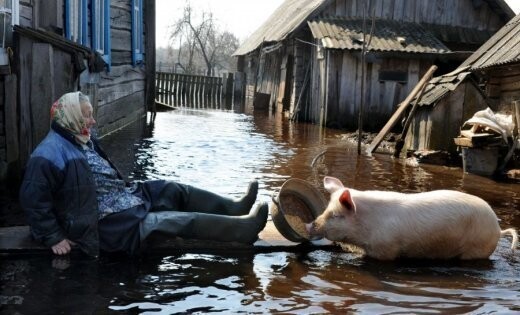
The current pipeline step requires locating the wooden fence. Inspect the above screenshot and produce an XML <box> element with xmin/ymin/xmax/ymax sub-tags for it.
<box><xmin>156</xmin><ymin>72</ymin><xmax>233</xmax><ymax>109</ymax></box>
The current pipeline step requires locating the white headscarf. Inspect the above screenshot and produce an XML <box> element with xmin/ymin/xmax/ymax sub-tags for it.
<box><xmin>50</xmin><ymin>92</ymin><xmax>91</xmax><ymax>144</ymax></box>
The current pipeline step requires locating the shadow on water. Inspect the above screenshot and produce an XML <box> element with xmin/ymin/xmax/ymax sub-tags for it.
<box><xmin>2</xmin><ymin>108</ymin><xmax>519</xmax><ymax>313</ymax></box>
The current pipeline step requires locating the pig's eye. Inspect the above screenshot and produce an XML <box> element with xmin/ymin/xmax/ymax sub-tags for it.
<box><xmin>332</xmin><ymin>212</ymin><xmax>343</xmax><ymax>218</ymax></box>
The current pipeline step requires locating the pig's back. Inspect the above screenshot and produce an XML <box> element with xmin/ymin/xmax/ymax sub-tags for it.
<box><xmin>354</xmin><ymin>189</ymin><xmax>501</xmax><ymax>259</ymax></box>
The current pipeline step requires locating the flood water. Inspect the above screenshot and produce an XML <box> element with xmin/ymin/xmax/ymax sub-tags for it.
<box><xmin>2</xmin><ymin>108</ymin><xmax>519</xmax><ymax>314</ymax></box>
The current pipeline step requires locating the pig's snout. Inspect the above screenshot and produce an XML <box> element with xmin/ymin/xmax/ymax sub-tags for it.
<box><xmin>306</xmin><ymin>221</ymin><xmax>317</xmax><ymax>235</ymax></box>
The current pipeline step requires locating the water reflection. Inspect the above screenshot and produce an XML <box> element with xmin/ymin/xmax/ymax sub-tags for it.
<box><xmin>2</xmin><ymin>108</ymin><xmax>519</xmax><ymax>313</ymax></box>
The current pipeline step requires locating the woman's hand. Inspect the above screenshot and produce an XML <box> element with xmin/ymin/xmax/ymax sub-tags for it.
<box><xmin>51</xmin><ymin>239</ymin><xmax>76</xmax><ymax>255</ymax></box>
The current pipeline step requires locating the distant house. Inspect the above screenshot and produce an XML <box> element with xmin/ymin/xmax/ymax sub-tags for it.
<box><xmin>234</xmin><ymin>0</ymin><xmax>514</xmax><ymax>131</ymax></box>
<box><xmin>405</xmin><ymin>13</ymin><xmax>520</xmax><ymax>154</ymax></box>
<box><xmin>0</xmin><ymin>0</ymin><xmax>156</xmax><ymax>183</ymax></box>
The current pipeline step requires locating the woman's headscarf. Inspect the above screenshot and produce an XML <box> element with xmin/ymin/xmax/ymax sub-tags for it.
<box><xmin>50</xmin><ymin>92</ymin><xmax>91</xmax><ymax>144</ymax></box>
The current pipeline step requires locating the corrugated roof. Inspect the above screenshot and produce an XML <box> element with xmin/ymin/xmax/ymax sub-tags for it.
<box><xmin>308</xmin><ymin>18</ymin><xmax>450</xmax><ymax>54</ymax></box>
<box><xmin>233</xmin><ymin>0</ymin><xmax>515</xmax><ymax>57</ymax></box>
<box><xmin>416</xmin><ymin>67</ymin><xmax>472</xmax><ymax>106</ymax></box>
<box><xmin>233</xmin><ymin>0</ymin><xmax>327</xmax><ymax>56</ymax></box>
<box><xmin>423</xmin><ymin>24</ymin><xmax>495</xmax><ymax>45</ymax></box>
<box><xmin>461</xmin><ymin>14</ymin><xmax>520</xmax><ymax>70</ymax></box>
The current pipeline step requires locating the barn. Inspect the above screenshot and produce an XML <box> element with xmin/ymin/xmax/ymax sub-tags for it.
<box><xmin>234</xmin><ymin>0</ymin><xmax>514</xmax><ymax>131</ymax></box>
<box><xmin>405</xmin><ymin>12</ymin><xmax>520</xmax><ymax>159</ymax></box>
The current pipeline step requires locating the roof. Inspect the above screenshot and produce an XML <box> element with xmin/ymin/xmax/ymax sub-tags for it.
<box><xmin>234</xmin><ymin>0</ymin><xmax>515</xmax><ymax>57</ymax></box>
<box><xmin>423</xmin><ymin>24</ymin><xmax>496</xmax><ymax>46</ymax></box>
<box><xmin>461</xmin><ymin>13</ymin><xmax>520</xmax><ymax>70</ymax></box>
<box><xmin>308</xmin><ymin>18</ymin><xmax>450</xmax><ymax>54</ymax></box>
<box><xmin>233</xmin><ymin>0</ymin><xmax>327</xmax><ymax>56</ymax></box>
<box><xmin>416</xmin><ymin>68</ymin><xmax>473</xmax><ymax>107</ymax></box>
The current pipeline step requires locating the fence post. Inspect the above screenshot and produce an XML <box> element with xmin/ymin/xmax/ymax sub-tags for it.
<box><xmin>160</xmin><ymin>72</ymin><xmax>165</xmax><ymax>104</ymax></box>
<box><xmin>224</xmin><ymin>73</ymin><xmax>233</xmax><ymax>110</ymax></box>
<box><xmin>233</xmin><ymin>72</ymin><xmax>245</xmax><ymax>112</ymax></box>
<box><xmin>168</xmin><ymin>72</ymin><xmax>174</xmax><ymax>106</ymax></box>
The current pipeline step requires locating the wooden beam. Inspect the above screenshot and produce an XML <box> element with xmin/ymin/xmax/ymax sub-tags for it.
<box><xmin>30</xmin><ymin>43</ymin><xmax>55</xmax><ymax>148</ymax></box>
<box><xmin>366</xmin><ymin>65</ymin><xmax>437</xmax><ymax>155</ymax></box>
<box><xmin>145</xmin><ymin>0</ymin><xmax>157</xmax><ymax>118</ymax></box>
<box><xmin>5</xmin><ymin>74</ymin><xmax>18</xmax><ymax>163</ymax></box>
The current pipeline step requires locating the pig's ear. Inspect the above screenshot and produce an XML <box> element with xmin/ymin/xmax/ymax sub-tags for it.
<box><xmin>339</xmin><ymin>189</ymin><xmax>356</xmax><ymax>212</ymax></box>
<box><xmin>323</xmin><ymin>176</ymin><xmax>344</xmax><ymax>193</ymax></box>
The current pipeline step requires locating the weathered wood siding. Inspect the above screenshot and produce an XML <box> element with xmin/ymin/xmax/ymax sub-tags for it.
<box><xmin>323</xmin><ymin>0</ymin><xmax>505</xmax><ymax>31</ymax></box>
<box><xmin>484</xmin><ymin>64</ymin><xmax>520</xmax><ymax>113</ymax></box>
<box><xmin>310</xmin><ymin>0</ymin><xmax>505</xmax><ymax>130</ymax></box>
<box><xmin>1</xmin><ymin>0</ymin><xmax>152</xmax><ymax>183</ymax></box>
<box><xmin>405</xmin><ymin>82</ymin><xmax>488</xmax><ymax>153</ymax></box>
<box><xmin>241</xmin><ymin>0</ymin><xmax>509</xmax><ymax>131</ymax></box>
<box><xmin>95</xmin><ymin>0</ymin><xmax>146</xmax><ymax>136</ymax></box>
<box><xmin>301</xmin><ymin>50</ymin><xmax>429</xmax><ymax>130</ymax></box>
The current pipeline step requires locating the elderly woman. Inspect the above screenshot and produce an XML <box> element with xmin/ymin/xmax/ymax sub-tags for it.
<box><xmin>19</xmin><ymin>91</ymin><xmax>268</xmax><ymax>257</ymax></box>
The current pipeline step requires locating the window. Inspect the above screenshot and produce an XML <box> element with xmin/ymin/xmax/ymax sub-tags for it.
<box><xmin>0</xmin><ymin>0</ymin><xmax>19</xmax><ymax>66</ymax></box>
<box><xmin>64</xmin><ymin>0</ymin><xmax>88</xmax><ymax>46</ymax></box>
<box><xmin>92</xmin><ymin>0</ymin><xmax>110</xmax><ymax>67</ymax></box>
<box><xmin>378</xmin><ymin>70</ymin><xmax>408</xmax><ymax>83</ymax></box>
<box><xmin>65</xmin><ymin>0</ymin><xmax>111</xmax><ymax>70</ymax></box>
<box><xmin>131</xmin><ymin>0</ymin><xmax>143</xmax><ymax>65</ymax></box>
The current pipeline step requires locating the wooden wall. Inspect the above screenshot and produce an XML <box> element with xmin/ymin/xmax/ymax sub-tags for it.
<box><xmin>405</xmin><ymin>81</ymin><xmax>488</xmax><ymax>153</ymax></box>
<box><xmin>239</xmin><ymin>0</ymin><xmax>510</xmax><ymax>132</ymax></box>
<box><xmin>484</xmin><ymin>64</ymin><xmax>520</xmax><ymax>113</ymax></box>
<box><xmin>94</xmin><ymin>0</ymin><xmax>146</xmax><ymax>136</ymax></box>
<box><xmin>0</xmin><ymin>0</ymin><xmax>151</xmax><ymax>183</ymax></box>
<box><xmin>323</xmin><ymin>0</ymin><xmax>505</xmax><ymax>31</ymax></box>
<box><xmin>301</xmin><ymin>50</ymin><xmax>430</xmax><ymax>131</ymax></box>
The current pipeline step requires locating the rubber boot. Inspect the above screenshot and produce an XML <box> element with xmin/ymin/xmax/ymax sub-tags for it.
<box><xmin>185</xmin><ymin>181</ymin><xmax>258</xmax><ymax>216</ymax></box>
<box><xmin>140</xmin><ymin>202</ymin><xmax>268</xmax><ymax>244</ymax></box>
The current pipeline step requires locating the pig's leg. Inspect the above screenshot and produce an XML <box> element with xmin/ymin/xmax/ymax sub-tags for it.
<box><xmin>364</xmin><ymin>242</ymin><xmax>400</xmax><ymax>260</ymax></box>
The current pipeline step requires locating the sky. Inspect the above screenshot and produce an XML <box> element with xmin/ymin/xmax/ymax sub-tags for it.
<box><xmin>155</xmin><ymin>0</ymin><xmax>520</xmax><ymax>49</ymax></box>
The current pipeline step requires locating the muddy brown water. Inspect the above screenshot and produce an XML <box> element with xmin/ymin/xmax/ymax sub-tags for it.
<box><xmin>1</xmin><ymin>108</ymin><xmax>519</xmax><ymax>314</ymax></box>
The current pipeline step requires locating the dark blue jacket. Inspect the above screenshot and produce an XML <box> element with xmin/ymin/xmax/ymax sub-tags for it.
<box><xmin>19</xmin><ymin>123</ymin><xmax>116</xmax><ymax>257</ymax></box>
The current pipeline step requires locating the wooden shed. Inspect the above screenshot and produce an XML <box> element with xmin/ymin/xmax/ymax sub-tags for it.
<box><xmin>0</xmin><ymin>0</ymin><xmax>156</xmax><ymax>184</ymax></box>
<box><xmin>234</xmin><ymin>0</ymin><xmax>514</xmax><ymax>131</ymax></box>
<box><xmin>404</xmin><ymin>68</ymin><xmax>488</xmax><ymax>154</ymax></box>
<box><xmin>405</xmin><ymin>13</ymin><xmax>520</xmax><ymax>155</ymax></box>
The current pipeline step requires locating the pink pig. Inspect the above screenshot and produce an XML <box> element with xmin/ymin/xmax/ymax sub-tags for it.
<box><xmin>306</xmin><ymin>176</ymin><xmax>518</xmax><ymax>260</ymax></box>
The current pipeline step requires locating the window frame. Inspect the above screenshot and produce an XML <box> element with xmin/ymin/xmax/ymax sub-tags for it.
<box><xmin>91</xmin><ymin>0</ymin><xmax>111</xmax><ymax>69</ymax></box>
<box><xmin>131</xmin><ymin>0</ymin><xmax>144</xmax><ymax>65</ymax></box>
<box><xmin>0</xmin><ymin>0</ymin><xmax>19</xmax><ymax>65</ymax></box>
<box><xmin>65</xmin><ymin>0</ymin><xmax>111</xmax><ymax>71</ymax></box>
<box><xmin>64</xmin><ymin>0</ymin><xmax>88</xmax><ymax>46</ymax></box>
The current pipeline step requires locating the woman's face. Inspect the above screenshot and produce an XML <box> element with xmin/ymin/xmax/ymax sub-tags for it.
<box><xmin>81</xmin><ymin>102</ymin><xmax>96</xmax><ymax>129</ymax></box>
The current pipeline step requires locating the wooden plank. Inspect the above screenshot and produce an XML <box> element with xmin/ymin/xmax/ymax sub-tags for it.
<box><xmin>172</xmin><ymin>73</ymin><xmax>178</xmax><ymax>106</ymax></box>
<box><xmin>5</xmin><ymin>75</ymin><xmax>18</xmax><ymax>163</ymax></box>
<box><xmin>53</xmin><ymin>49</ymin><xmax>75</xmax><ymax>98</ymax></box>
<box><xmin>31</xmin><ymin>43</ymin><xmax>57</xmax><ymax>151</ymax></box>
<box><xmin>393</xmin><ymin>0</ymin><xmax>405</xmax><ymax>20</ymax></box>
<box><xmin>0</xmin><ymin>222</ymin><xmax>338</xmax><ymax>255</ymax></box>
<box><xmin>382</xmin><ymin>0</ymin><xmax>395</xmax><ymax>19</ymax></box>
<box><xmin>366</xmin><ymin>65</ymin><xmax>437</xmax><ymax>154</ymax></box>
<box><xmin>335</xmin><ymin>0</ymin><xmax>346</xmax><ymax>15</ymax></box>
<box><xmin>18</xmin><ymin>37</ymin><xmax>33</xmax><ymax>168</ymax></box>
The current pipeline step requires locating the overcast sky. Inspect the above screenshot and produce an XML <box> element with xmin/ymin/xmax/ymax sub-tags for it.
<box><xmin>155</xmin><ymin>0</ymin><xmax>520</xmax><ymax>48</ymax></box>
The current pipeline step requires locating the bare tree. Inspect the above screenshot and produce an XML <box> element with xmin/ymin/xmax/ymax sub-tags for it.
<box><xmin>168</xmin><ymin>2</ymin><xmax>239</xmax><ymax>75</ymax></box>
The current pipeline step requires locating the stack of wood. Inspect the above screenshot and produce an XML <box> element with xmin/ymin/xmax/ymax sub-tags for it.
<box><xmin>453</xmin><ymin>125</ymin><xmax>505</xmax><ymax>148</ymax></box>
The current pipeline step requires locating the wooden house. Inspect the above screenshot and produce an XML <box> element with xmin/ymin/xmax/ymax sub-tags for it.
<box><xmin>0</xmin><ymin>0</ymin><xmax>156</xmax><ymax>184</ymax></box>
<box><xmin>233</xmin><ymin>0</ymin><xmax>514</xmax><ymax>131</ymax></box>
<box><xmin>405</xmin><ymin>13</ymin><xmax>520</xmax><ymax>155</ymax></box>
